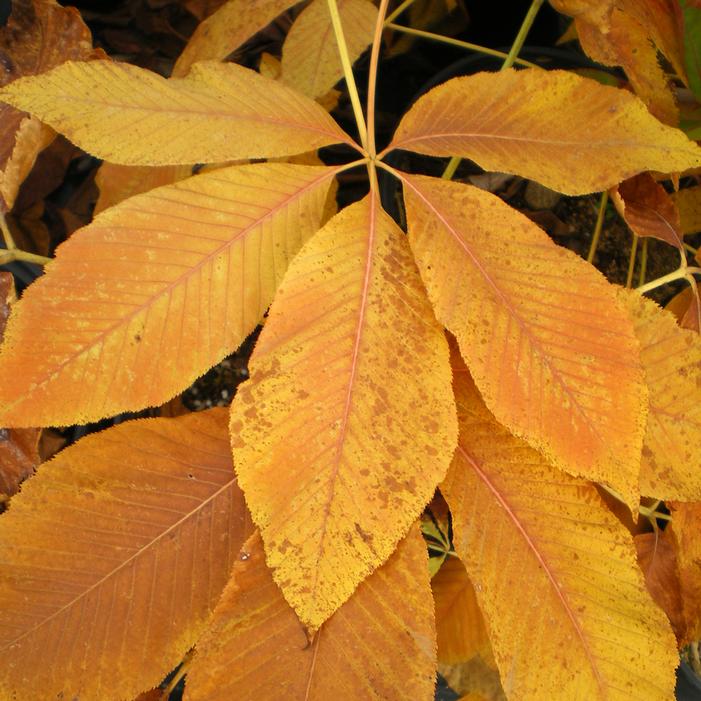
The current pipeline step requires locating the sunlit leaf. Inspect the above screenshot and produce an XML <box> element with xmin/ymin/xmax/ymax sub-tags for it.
<box><xmin>186</xmin><ymin>526</ymin><xmax>436</xmax><ymax>701</ymax></box>
<box><xmin>0</xmin><ymin>60</ymin><xmax>353</xmax><ymax>166</ymax></box>
<box><xmin>389</xmin><ymin>69</ymin><xmax>701</xmax><ymax>195</ymax></box>
<box><xmin>0</xmin><ymin>409</ymin><xmax>251</xmax><ymax>701</ymax></box>
<box><xmin>281</xmin><ymin>0</ymin><xmax>377</xmax><ymax>99</ymax></box>
<box><xmin>0</xmin><ymin>162</ymin><xmax>337</xmax><ymax>427</ymax></box>
<box><xmin>620</xmin><ymin>290</ymin><xmax>701</xmax><ymax>500</ymax></box>
<box><xmin>441</xmin><ymin>357</ymin><xmax>678</xmax><ymax>701</ymax></box>
<box><xmin>548</xmin><ymin>0</ymin><xmax>613</xmax><ymax>30</ymax></box>
<box><xmin>173</xmin><ymin>0</ymin><xmax>301</xmax><ymax>77</ymax></box>
<box><xmin>402</xmin><ymin>173</ymin><xmax>646</xmax><ymax>507</ymax></box>
<box><xmin>230</xmin><ymin>193</ymin><xmax>457</xmax><ymax>628</ymax></box>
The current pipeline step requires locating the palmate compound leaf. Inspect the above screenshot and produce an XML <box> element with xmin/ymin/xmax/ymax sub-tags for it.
<box><xmin>281</xmin><ymin>0</ymin><xmax>377</xmax><ymax>99</ymax></box>
<box><xmin>401</xmin><ymin>173</ymin><xmax>646</xmax><ymax>508</ymax></box>
<box><xmin>185</xmin><ymin>525</ymin><xmax>436</xmax><ymax>701</ymax></box>
<box><xmin>0</xmin><ymin>60</ymin><xmax>353</xmax><ymax>166</ymax></box>
<box><xmin>230</xmin><ymin>193</ymin><xmax>458</xmax><ymax>628</ymax></box>
<box><xmin>0</xmin><ymin>408</ymin><xmax>252</xmax><ymax>701</ymax></box>
<box><xmin>441</xmin><ymin>356</ymin><xmax>679</xmax><ymax>701</ymax></box>
<box><xmin>0</xmin><ymin>162</ymin><xmax>337</xmax><ymax>427</ymax></box>
<box><xmin>618</xmin><ymin>290</ymin><xmax>701</xmax><ymax>500</ymax></box>
<box><xmin>388</xmin><ymin>69</ymin><xmax>701</xmax><ymax>195</ymax></box>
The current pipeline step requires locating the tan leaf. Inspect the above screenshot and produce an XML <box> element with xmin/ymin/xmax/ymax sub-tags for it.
<box><xmin>0</xmin><ymin>408</ymin><xmax>252</xmax><ymax>701</ymax></box>
<box><xmin>281</xmin><ymin>0</ymin><xmax>377</xmax><ymax>99</ymax></box>
<box><xmin>0</xmin><ymin>0</ymin><xmax>98</xmax><ymax>212</ymax></box>
<box><xmin>619</xmin><ymin>290</ymin><xmax>701</xmax><ymax>500</ymax></box>
<box><xmin>173</xmin><ymin>0</ymin><xmax>301</xmax><ymax>77</ymax></box>
<box><xmin>665</xmin><ymin>282</ymin><xmax>701</xmax><ymax>332</ymax></box>
<box><xmin>402</xmin><ymin>173</ymin><xmax>646</xmax><ymax>507</ymax></box>
<box><xmin>388</xmin><ymin>68</ymin><xmax>701</xmax><ymax>195</ymax></box>
<box><xmin>548</xmin><ymin>0</ymin><xmax>614</xmax><ymax>29</ymax></box>
<box><xmin>441</xmin><ymin>358</ymin><xmax>678</xmax><ymax>701</ymax></box>
<box><xmin>0</xmin><ymin>162</ymin><xmax>337</xmax><ymax>427</ymax></box>
<box><xmin>230</xmin><ymin>193</ymin><xmax>457</xmax><ymax>628</ymax></box>
<box><xmin>0</xmin><ymin>60</ymin><xmax>353</xmax><ymax>166</ymax></box>
<box><xmin>185</xmin><ymin>526</ymin><xmax>436</xmax><ymax>701</ymax></box>
<box><xmin>672</xmin><ymin>185</ymin><xmax>701</xmax><ymax>234</ymax></box>
<box><xmin>433</xmin><ymin>557</ymin><xmax>490</xmax><ymax>664</ymax></box>
<box><xmin>440</xmin><ymin>655</ymin><xmax>506</xmax><ymax>701</ymax></box>
<box><xmin>611</xmin><ymin>172</ymin><xmax>683</xmax><ymax>249</ymax></box>
<box><xmin>635</xmin><ymin>531</ymin><xmax>687</xmax><ymax>642</ymax></box>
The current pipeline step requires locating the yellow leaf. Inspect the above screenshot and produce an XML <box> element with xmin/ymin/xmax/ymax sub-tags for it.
<box><xmin>281</xmin><ymin>0</ymin><xmax>377</xmax><ymax>99</ymax></box>
<box><xmin>433</xmin><ymin>557</ymin><xmax>490</xmax><ymax>664</ymax></box>
<box><xmin>388</xmin><ymin>68</ymin><xmax>701</xmax><ymax>195</ymax></box>
<box><xmin>672</xmin><ymin>185</ymin><xmax>701</xmax><ymax>235</ymax></box>
<box><xmin>442</xmin><ymin>358</ymin><xmax>678</xmax><ymax>701</ymax></box>
<box><xmin>0</xmin><ymin>60</ymin><xmax>353</xmax><ymax>166</ymax></box>
<box><xmin>0</xmin><ymin>408</ymin><xmax>252</xmax><ymax>701</ymax></box>
<box><xmin>185</xmin><ymin>525</ymin><xmax>436</xmax><ymax>701</ymax></box>
<box><xmin>0</xmin><ymin>162</ymin><xmax>337</xmax><ymax>427</ymax></box>
<box><xmin>619</xmin><ymin>290</ymin><xmax>701</xmax><ymax>500</ymax></box>
<box><xmin>230</xmin><ymin>193</ymin><xmax>457</xmax><ymax>628</ymax></box>
<box><xmin>173</xmin><ymin>0</ymin><xmax>300</xmax><ymax>77</ymax></box>
<box><xmin>402</xmin><ymin>173</ymin><xmax>646</xmax><ymax>508</ymax></box>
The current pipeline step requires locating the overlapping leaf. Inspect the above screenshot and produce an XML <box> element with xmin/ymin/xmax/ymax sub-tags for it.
<box><xmin>281</xmin><ymin>0</ymin><xmax>377</xmax><ymax>99</ymax></box>
<box><xmin>230</xmin><ymin>193</ymin><xmax>457</xmax><ymax>628</ymax></box>
<box><xmin>0</xmin><ymin>162</ymin><xmax>337</xmax><ymax>426</ymax></box>
<box><xmin>186</xmin><ymin>526</ymin><xmax>436</xmax><ymax>701</ymax></box>
<box><xmin>672</xmin><ymin>185</ymin><xmax>701</xmax><ymax>234</ymax></box>
<box><xmin>441</xmin><ymin>358</ymin><xmax>678</xmax><ymax>701</ymax></box>
<box><xmin>619</xmin><ymin>290</ymin><xmax>701</xmax><ymax>500</ymax></box>
<box><xmin>0</xmin><ymin>408</ymin><xmax>251</xmax><ymax>701</ymax></box>
<box><xmin>0</xmin><ymin>60</ymin><xmax>353</xmax><ymax>166</ymax></box>
<box><xmin>389</xmin><ymin>69</ymin><xmax>701</xmax><ymax>195</ymax></box>
<box><xmin>402</xmin><ymin>174</ymin><xmax>646</xmax><ymax>506</ymax></box>
<box><xmin>173</xmin><ymin>0</ymin><xmax>300</xmax><ymax>77</ymax></box>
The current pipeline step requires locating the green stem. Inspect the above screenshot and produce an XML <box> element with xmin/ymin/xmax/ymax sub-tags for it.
<box><xmin>384</xmin><ymin>0</ymin><xmax>417</xmax><ymax>24</ymax></box>
<box><xmin>638</xmin><ymin>237</ymin><xmax>648</xmax><ymax>286</ymax></box>
<box><xmin>635</xmin><ymin>266</ymin><xmax>701</xmax><ymax>295</ymax></box>
<box><xmin>0</xmin><ymin>213</ymin><xmax>16</xmax><ymax>250</ymax></box>
<box><xmin>326</xmin><ymin>0</ymin><xmax>369</xmax><ymax>152</ymax></box>
<box><xmin>11</xmin><ymin>249</ymin><xmax>52</xmax><ymax>266</ymax></box>
<box><xmin>441</xmin><ymin>0</ymin><xmax>545</xmax><ymax>180</ymax></box>
<box><xmin>587</xmin><ymin>191</ymin><xmax>608</xmax><ymax>264</ymax></box>
<box><xmin>626</xmin><ymin>235</ymin><xmax>639</xmax><ymax>289</ymax></box>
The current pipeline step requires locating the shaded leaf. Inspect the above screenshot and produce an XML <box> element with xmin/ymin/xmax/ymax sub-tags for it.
<box><xmin>186</xmin><ymin>526</ymin><xmax>436</xmax><ymax>701</ymax></box>
<box><xmin>281</xmin><ymin>0</ymin><xmax>377</xmax><ymax>99</ymax></box>
<box><xmin>230</xmin><ymin>193</ymin><xmax>457</xmax><ymax>628</ymax></box>
<box><xmin>672</xmin><ymin>185</ymin><xmax>701</xmax><ymax>234</ymax></box>
<box><xmin>402</xmin><ymin>173</ymin><xmax>646</xmax><ymax>507</ymax></box>
<box><xmin>0</xmin><ymin>60</ymin><xmax>353</xmax><ymax>166</ymax></box>
<box><xmin>665</xmin><ymin>281</ymin><xmax>701</xmax><ymax>332</ymax></box>
<box><xmin>680</xmin><ymin>0</ymin><xmax>701</xmax><ymax>100</ymax></box>
<box><xmin>0</xmin><ymin>162</ymin><xmax>337</xmax><ymax>427</ymax></box>
<box><xmin>612</xmin><ymin>172</ymin><xmax>683</xmax><ymax>250</ymax></box>
<box><xmin>173</xmin><ymin>0</ymin><xmax>300</xmax><ymax>77</ymax></box>
<box><xmin>0</xmin><ymin>408</ymin><xmax>251</xmax><ymax>701</ymax></box>
<box><xmin>432</xmin><ymin>557</ymin><xmax>490</xmax><ymax>664</ymax></box>
<box><xmin>440</xmin><ymin>655</ymin><xmax>506</xmax><ymax>701</ymax></box>
<box><xmin>389</xmin><ymin>68</ymin><xmax>701</xmax><ymax>195</ymax></box>
<box><xmin>441</xmin><ymin>357</ymin><xmax>678</xmax><ymax>701</ymax></box>
<box><xmin>619</xmin><ymin>290</ymin><xmax>701</xmax><ymax>500</ymax></box>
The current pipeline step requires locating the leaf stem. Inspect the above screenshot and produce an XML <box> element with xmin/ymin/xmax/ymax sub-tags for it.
<box><xmin>384</xmin><ymin>0</ymin><xmax>417</xmax><ymax>25</ymax></box>
<box><xmin>636</xmin><ymin>266</ymin><xmax>701</xmax><ymax>295</ymax></box>
<box><xmin>159</xmin><ymin>649</ymin><xmax>195</xmax><ymax>700</ymax></box>
<box><xmin>367</xmin><ymin>0</ymin><xmax>391</xmax><ymax>158</ymax></box>
<box><xmin>385</xmin><ymin>24</ymin><xmax>540</xmax><ymax>69</ymax></box>
<box><xmin>326</xmin><ymin>0</ymin><xmax>369</xmax><ymax>152</ymax></box>
<box><xmin>0</xmin><ymin>213</ymin><xmax>16</xmax><ymax>250</ymax></box>
<box><xmin>441</xmin><ymin>0</ymin><xmax>545</xmax><ymax>179</ymax></box>
<box><xmin>625</xmin><ymin>235</ymin><xmax>639</xmax><ymax>288</ymax></box>
<box><xmin>638</xmin><ymin>237</ymin><xmax>648</xmax><ymax>286</ymax></box>
<box><xmin>587</xmin><ymin>191</ymin><xmax>608</xmax><ymax>264</ymax></box>
<box><xmin>0</xmin><ymin>214</ymin><xmax>51</xmax><ymax>266</ymax></box>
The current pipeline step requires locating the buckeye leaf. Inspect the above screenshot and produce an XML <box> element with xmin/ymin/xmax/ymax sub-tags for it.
<box><xmin>442</xmin><ymin>358</ymin><xmax>678</xmax><ymax>701</ymax></box>
<box><xmin>0</xmin><ymin>60</ymin><xmax>353</xmax><ymax>166</ymax></box>
<box><xmin>0</xmin><ymin>409</ymin><xmax>251</xmax><ymax>701</ymax></box>
<box><xmin>402</xmin><ymin>174</ymin><xmax>646</xmax><ymax>508</ymax></box>
<box><xmin>230</xmin><ymin>193</ymin><xmax>457</xmax><ymax>628</ymax></box>
<box><xmin>186</xmin><ymin>526</ymin><xmax>436</xmax><ymax>701</ymax></box>
<box><xmin>388</xmin><ymin>68</ymin><xmax>701</xmax><ymax>195</ymax></box>
<box><xmin>0</xmin><ymin>162</ymin><xmax>336</xmax><ymax>427</ymax></box>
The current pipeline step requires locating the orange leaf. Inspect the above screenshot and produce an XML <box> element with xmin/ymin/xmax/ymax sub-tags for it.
<box><xmin>230</xmin><ymin>193</ymin><xmax>457</xmax><ymax>627</ymax></box>
<box><xmin>0</xmin><ymin>162</ymin><xmax>337</xmax><ymax>427</ymax></box>
<box><xmin>441</xmin><ymin>358</ymin><xmax>678</xmax><ymax>700</ymax></box>
<box><xmin>611</xmin><ymin>173</ymin><xmax>683</xmax><ymax>250</ymax></box>
<box><xmin>173</xmin><ymin>0</ymin><xmax>301</xmax><ymax>77</ymax></box>
<box><xmin>388</xmin><ymin>69</ymin><xmax>701</xmax><ymax>195</ymax></box>
<box><xmin>0</xmin><ymin>408</ymin><xmax>252</xmax><ymax>701</ymax></box>
<box><xmin>185</xmin><ymin>526</ymin><xmax>436</xmax><ymax>701</ymax></box>
<box><xmin>620</xmin><ymin>290</ymin><xmax>701</xmax><ymax>500</ymax></box>
<box><xmin>0</xmin><ymin>60</ymin><xmax>353</xmax><ymax>166</ymax></box>
<box><xmin>281</xmin><ymin>0</ymin><xmax>377</xmax><ymax>99</ymax></box>
<box><xmin>548</xmin><ymin>0</ymin><xmax>614</xmax><ymax>29</ymax></box>
<box><xmin>665</xmin><ymin>282</ymin><xmax>701</xmax><ymax>332</ymax></box>
<box><xmin>402</xmin><ymin>173</ymin><xmax>646</xmax><ymax>508</ymax></box>
<box><xmin>433</xmin><ymin>557</ymin><xmax>490</xmax><ymax>664</ymax></box>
